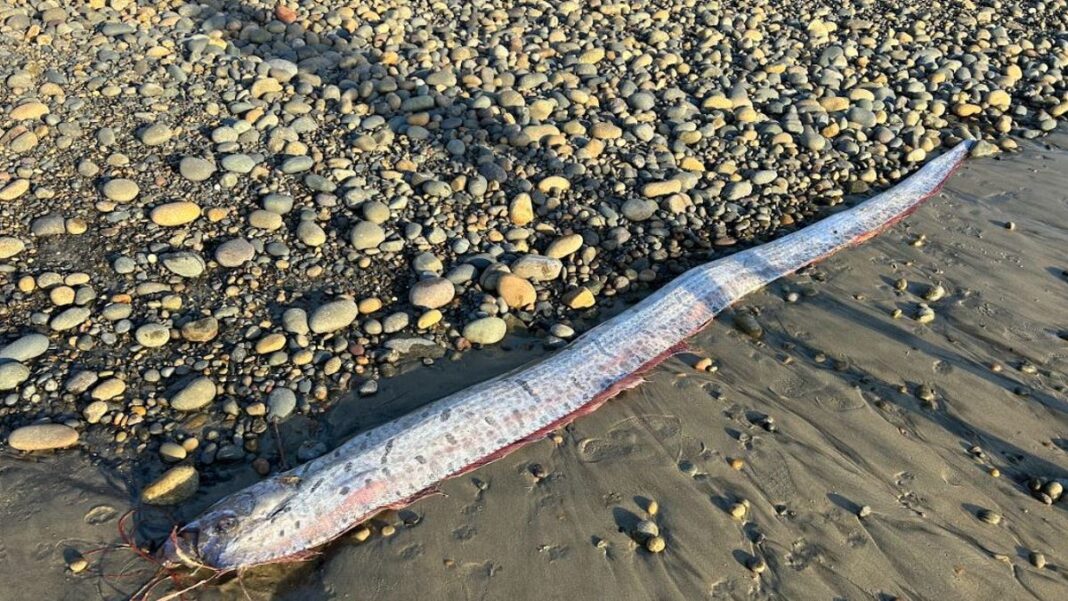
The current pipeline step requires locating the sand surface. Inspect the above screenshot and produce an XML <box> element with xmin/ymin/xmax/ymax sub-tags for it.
<box><xmin>2</xmin><ymin>132</ymin><xmax>1066</xmax><ymax>600</ymax></box>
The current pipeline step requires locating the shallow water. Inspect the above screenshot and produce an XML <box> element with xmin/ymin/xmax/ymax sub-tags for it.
<box><xmin>3</xmin><ymin>131</ymin><xmax>1067</xmax><ymax>600</ymax></box>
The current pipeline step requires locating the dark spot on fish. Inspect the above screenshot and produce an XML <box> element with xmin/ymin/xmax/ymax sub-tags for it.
<box><xmin>364</xmin><ymin>478</ymin><xmax>373</xmax><ymax>486</ymax></box>
<box><xmin>279</xmin><ymin>530</ymin><xmax>285</xmax><ymax>537</ymax></box>
<box><xmin>340</xmin><ymin>487</ymin><xmax>350</xmax><ymax>495</ymax></box>
<box><xmin>345</xmin><ymin>461</ymin><xmax>353</xmax><ymax>471</ymax></box>
<box><xmin>497</xmin><ymin>437</ymin><xmax>506</xmax><ymax>445</ymax></box>
<box><xmin>294</xmin><ymin>520</ymin><xmax>301</xmax><ymax>528</ymax></box>
<box><xmin>421</xmin><ymin>410</ymin><xmax>429</xmax><ymax>418</ymax></box>
<box><xmin>441</xmin><ymin>409</ymin><xmax>451</xmax><ymax>422</ymax></box>
<box><xmin>415</xmin><ymin>455</ymin><xmax>426</xmax><ymax>464</ymax></box>
<box><xmin>309</xmin><ymin>479</ymin><xmax>323</xmax><ymax>494</ymax></box>
<box><xmin>484</xmin><ymin>416</ymin><xmax>497</xmax><ymax>426</ymax></box>
<box><xmin>517</xmin><ymin>378</ymin><xmax>536</xmax><ymax>397</ymax></box>
<box><xmin>445</xmin><ymin>433</ymin><xmax>457</xmax><ymax>445</ymax></box>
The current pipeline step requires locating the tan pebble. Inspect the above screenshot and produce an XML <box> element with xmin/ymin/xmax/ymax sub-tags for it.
<box><xmin>150</xmin><ymin>201</ymin><xmax>201</xmax><ymax>226</ymax></box>
<box><xmin>509</xmin><ymin>193</ymin><xmax>534</xmax><ymax>226</ymax></box>
<box><xmin>989</xmin><ymin>468</ymin><xmax>1000</xmax><ymax>478</ymax></box>
<box><xmin>563</xmin><ymin>286</ymin><xmax>595</xmax><ymax>309</ymax></box>
<box><xmin>141</xmin><ymin>465</ymin><xmax>199</xmax><ymax>505</ymax></box>
<box><xmin>8</xmin><ymin>424</ymin><xmax>79</xmax><ymax>451</ymax></box>
<box><xmin>645</xmin><ymin>536</ymin><xmax>666</xmax><ymax>553</ymax></box>
<box><xmin>537</xmin><ymin>175</ymin><xmax>570</xmax><ymax>194</ymax></box>
<box><xmin>647</xmin><ymin>499</ymin><xmax>659</xmax><ymax>516</ymax></box>
<box><xmin>68</xmin><ymin>557</ymin><xmax>88</xmax><ymax>573</ymax></box>
<box><xmin>694</xmin><ymin>357</ymin><xmax>713</xmax><ymax>371</ymax></box>
<box><xmin>381</xmin><ymin>524</ymin><xmax>396</xmax><ymax>537</ymax></box>
<box><xmin>255</xmin><ymin>333</ymin><xmax>286</xmax><ymax>354</ymax></box>
<box><xmin>358</xmin><ymin>297</ymin><xmax>383</xmax><ymax>314</ymax></box>
<box><xmin>729</xmin><ymin>458</ymin><xmax>745</xmax><ymax>470</ymax></box>
<box><xmin>353</xmin><ymin>526</ymin><xmax>371</xmax><ymax>542</ymax></box>
<box><xmin>417</xmin><ymin>309</ymin><xmax>442</xmax><ymax>329</ymax></box>
<box><xmin>729</xmin><ymin>502</ymin><xmax>747</xmax><ymax>519</ymax></box>
<box><xmin>496</xmin><ymin>273</ymin><xmax>536</xmax><ymax>308</ymax></box>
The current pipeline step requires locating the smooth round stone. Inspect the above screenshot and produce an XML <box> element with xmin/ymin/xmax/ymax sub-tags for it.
<box><xmin>8</xmin><ymin>424</ymin><xmax>79</xmax><ymax>451</ymax></box>
<box><xmin>139</xmin><ymin>123</ymin><xmax>173</xmax><ymax>146</ymax></box>
<box><xmin>545</xmin><ymin>234</ymin><xmax>583</xmax><ymax>259</ymax></box>
<box><xmin>50</xmin><ymin>307</ymin><xmax>91</xmax><ymax>331</ymax></box>
<box><xmin>214</xmin><ymin>238</ymin><xmax>255</xmax><ymax>267</ymax></box>
<box><xmin>350</xmin><ymin>221</ymin><xmax>385</xmax><ymax>250</ymax></box>
<box><xmin>309</xmin><ymin>299</ymin><xmax>358</xmax><ymax>334</ymax></box>
<box><xmin>101</xmin><ymin>178</ymin><xmax>139</xmax><ymax>202</ymax></box>
<box><xmin>280</xmin><ymin>155</ymin><xmax>314</xmax><ymax>173</ymax></box>
<box><xmin>141</xmin><ymin>465</ymin><xmax>199</xmax><ymax>505</ymax></box>
<box><xmin>382</xmin><ymin>312</ymin><xmax>409</xmax><ymax>333</ymax></box>
<box><xmin>181</xmin><ymin>317</ymin><xmax>219</xmax><ymax>342</ymax></box>
<box><xmin>159</xmin><ymin>441</ymin><xmax>187</xmax><ymax>462</ymax></box>
<box><xmin>296</xmin><ymin>221</ymin><xmax>326</xmax><ymax>246</ymax></box>
<box><xmin>0</xmin><ymin>333</ymin><xmax>49</xmax><ymax>362</ymax></box>
<box><xmin>162</xmin><ymin>252</ymin><xmax>206</xmax><ymax>277</ymax></box>
<box><xmin>267</xmin><ymin>388</ymin><xmax>297</xmax><ymax>420</ymax></box>
<box><xmin>621</xmin><ymin>198</ymin><xmax>658</xmax><ymax>221</ymax></box>
<box><xmin>169</xmin><ymin>377</ymin><xmax>217</xmax><ymax>411</ymax></box>
<box><xmin>510</xmin><ymin>255</ymin><xmax>563</xmax><ymax>281</ymax></box>
<box><xmin>248</xmin><ymin>209</ymin><xmax>283</xmax><ymax>230</ymax></box>
<box><xmin>409</xmin><ymin>277</ymin><xmax>455</xmax><ymax>309</ymax></box>
<box><xmin>463</xmin><ymin>317</ymin><xmax>507</xmax><ymax>345</ymax></box>
<box><xmin>0</xmin><ymin>236</ymin><xmax>26</xmax><ymax>259</ymax></box>
<box><xmin>262</xmin><ymin>193</ymin><xmax>294</xmax><ymax>214</ymax></box>
<box><xmin>497</xmin><ymin>274</ymin><xmax>536</xmax><ymax>308</ymax></box>
<box><xmin>150</xmin><ymin>201</ymin><xmax>201</xmax><ymax>226</ymax></box>
<box><xmin>0</xmin><ymin>361</ymin><xmax>31</xmax><ymax>390</ymax></box>
<box><xmin>221</xmin><ymin>154</ymin><xmax>256</xmax><ymax>174</ymax></box>
<box><xmin>629</xmin><ymin>91</ymin><xmax>657</xmax><ymax>111</ymax></box>
<box><xmin>90</xmin><ymin>378</ymin><xmax>126</xmax><ymax>401</ymax></box>
<box><xmin>362</xmin><ymin>201</ymin><xmax>391</xmax><ymax>224</ymax></box>
<box><xmin>179</xmin><ymin>156</ymin><xmax>215</xmax><ymax>182</ymax></box>
<box><xmin>135</xmin><ymin>323</ymin><xmax>170</xmax><ymax>347</ymax></box>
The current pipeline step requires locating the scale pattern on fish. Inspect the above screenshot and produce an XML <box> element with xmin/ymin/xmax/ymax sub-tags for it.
<box><xmin>163</xmin><ymin>142</ymin><xmax>973</xmax><ymax>570</ymax></box>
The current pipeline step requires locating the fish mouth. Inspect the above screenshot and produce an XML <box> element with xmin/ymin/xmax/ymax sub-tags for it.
<box><xmin>160</xmin><ymin>527</ymin><xmax>206</xmax><ymax>570</ymax></box>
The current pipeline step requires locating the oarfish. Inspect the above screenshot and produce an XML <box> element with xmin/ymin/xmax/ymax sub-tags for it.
<box><xmin>162</xmin><ymin>141</ymin><xmax>974</xmax><ymax>571</ymax></box>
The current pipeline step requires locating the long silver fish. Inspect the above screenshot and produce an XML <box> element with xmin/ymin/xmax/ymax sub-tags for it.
<box><xmin>162</xmin><ymin>141</ymin><xmax>973</xmax><ymax>571</ymax></box>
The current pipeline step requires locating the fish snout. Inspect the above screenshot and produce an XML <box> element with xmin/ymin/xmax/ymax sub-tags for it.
<box><xmin>160</xmin><ymin>527</ymin><xmax>204</xmax><ymax>569</ymax></box>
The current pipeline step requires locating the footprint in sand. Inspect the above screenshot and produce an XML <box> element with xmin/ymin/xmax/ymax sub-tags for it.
<box><xmin>576</xmin><ymin>415</ymin><xmax>681</xmax><ymax>463</ymax></box>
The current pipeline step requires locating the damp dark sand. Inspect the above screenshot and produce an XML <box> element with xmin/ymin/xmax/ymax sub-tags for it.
<box><xmin>3</xmin><ymin>132</ymin><xmax>1067</xmax><ymax>600</ymax></box>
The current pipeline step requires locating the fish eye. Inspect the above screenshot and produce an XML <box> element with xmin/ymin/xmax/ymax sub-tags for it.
<box><xmin>215</xmin><ymin>516</ymin><xmax>239</xmax><ymax>533</ymax></box>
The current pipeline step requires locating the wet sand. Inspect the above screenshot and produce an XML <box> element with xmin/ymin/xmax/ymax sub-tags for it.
<box><xmin>3</xmin><ymin>131</ymin><xmax>1067</xmax><ymax>600</ymax></box>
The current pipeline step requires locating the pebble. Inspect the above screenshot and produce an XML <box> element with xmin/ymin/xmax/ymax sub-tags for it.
<box><xmin>409</xmin><ymin>277</ymin><xmax>456</xmax><ymax>309</ymax></box>
<box><xmin>162</xmin><ymin>252</ymin><xmax>206</xmax><ymax>278</ymax></box>
<box><xmin>169</xmin><ymin>377</ymin><xmax>217</xmax><ymax>411</ymax></box>
<box><xmin>135</xmin><ymin>323</ymin><xmax>170</xmax><ymax>348</ymax></box>
<box><xmin>179</xmin><ymin>157</ymin><xmax>216</xmax><ymax>182</ymax></box>
<box><xmin>0</xmin><ymin>179</ymin><xmax>30</xmax><ymax>201</ymax></box>
<box><xmin>309</xmin><ymin>299</ymin><xmax>359</xmax><ymax>334</ymax></box>
<box><xmin>0</xmin><ymin>236</ymin><xmax>26</xmax><ymax>259</ymax></box>
<box><xmin>150</xmin><ymin>202</ymin><xmax>201</xmax><ymax>226</ymax></box>
<box><xmin>139</xmin><ymin>123</ymin><xmax>173</xmax><ymax>146</ymax></box>
<box><xmin>215</xmin><ymin>238</ymin><xmax>255</xmax><ymax>267</ymax></box>
<box><xmin>159</xmin><ymin>442</ymin><xmax>187</xmax><ymax>462</ymax></box>
<box><xmin>546</xmin><ymin>234</ymin><xmax>583</xmax><ymax>259</ymax></box>
<box><xmin>978</xmin><ymin>509</ymin><xmax>1002</xmax><ymax>525</ymax></box>
<box><xmin>0</xmin><ymin>362</ymin><xmax>31</xmax><ymax>390</ymax></box>
<box><xmin>267</xmin><ymin>388</ymin><xmax>297</xmax><ymax>421</ymax></box>
<box><xmin>0</xmin><ymin>334</ymin><xmax>49</xmax><ymax>362</ymax></box>
<box><xmin>350</xmin><ymin>221</ymin><xmax>386</xmax><ymax>250</ymax></box>
<box><xmin>496</xmin><ymin>274</ymin><xmax>536</xmax><ymax>308</ymax></box>
<box><xmin>1029</xmin><ymin>551</ymin><xmax>1046</xmax><ymax>569</ymax></box>
<box><xmin>8</xmin><ymin>424</ymin><xmax>79</xmax><ymax>451</ymax></box>
<box><xmin>101</xmin><ymin>179</ymin><xmax>139</xmax><ymax>202</ymax></box>
<box><xmin>50</xmin><ymin>307</ymin><xmax>91</xmax><ymax>331</ymax></box>
<box><xmin>463</xmin><ymin>317</ymin><xmax>507</xmax><ymax>345</ymax></box>
<box><xmin>141</xmin><ymin>465</ymin><xmax>199</xmax><ymax>505</ymax></box>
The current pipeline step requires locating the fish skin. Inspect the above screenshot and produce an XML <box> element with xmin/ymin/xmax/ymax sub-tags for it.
<box><xmin>163</xmin><ymin>142</ymin><xmax>973</xmax><ymax>571</ymax></box>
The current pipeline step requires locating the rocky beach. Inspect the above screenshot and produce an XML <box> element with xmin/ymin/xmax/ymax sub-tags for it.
<box><xmin>0</xmin><ymin>0</ymin><xmax>1066</xmax><ymax>599</ymax></box>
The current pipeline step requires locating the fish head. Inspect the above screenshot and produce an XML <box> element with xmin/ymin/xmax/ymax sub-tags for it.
<box><xmin>161</xmin><ymin>482</ymin><xmax>296</xmax><ymax>570</ymax></box>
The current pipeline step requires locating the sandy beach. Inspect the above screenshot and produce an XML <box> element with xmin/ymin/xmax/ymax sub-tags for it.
<box><xmin>1</xmin><ymin>129</ymin><xmax>1063</xmax><ymax>600</ymax></box>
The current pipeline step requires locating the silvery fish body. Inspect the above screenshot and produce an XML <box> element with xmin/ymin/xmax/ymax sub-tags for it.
<box><xmin>163</xmin><ymin>142</ymin><xmax>972</xmax><ymax>570</ymax></box>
